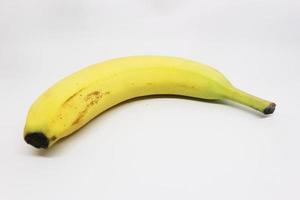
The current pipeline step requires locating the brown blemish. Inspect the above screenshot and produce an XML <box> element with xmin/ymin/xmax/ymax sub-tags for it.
<box><xmin>72</xmin><ymin>108</ymin><xmax>88</xmax><ymax>125</ymax></box>
<box><xmin>51</xmin><ymin>136</ymin><xmax>57</xmax><ymax>141</ymax></box>
<box><xmin>63</xmin><ymin>88</ymin><xmax>85</xmax><ymax>105</ymax></box>
<box><xmin>85</xmin><ymin>91</ymin><xmax>101</xmax><ymax>106</ymax></box>
<box><xmin>87</xmin><ymin>91</ymin><xmax>100</xmax><ymax>97</ymax></box>
<box><xmin>71</xmin><ymin>90</ymin><xmax>111</xmax><ymax>126</ymax></box>
<box><xmin>176</xmin><ymin>83</ymin><xmax>196</xmax><ymax>89</ymax></box>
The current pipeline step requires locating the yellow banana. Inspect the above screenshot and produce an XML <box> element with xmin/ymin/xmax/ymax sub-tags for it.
<box><xmin>24</xmin><ymin>55</ymin><xmax>276</xmax><ymax>149</ymax></box>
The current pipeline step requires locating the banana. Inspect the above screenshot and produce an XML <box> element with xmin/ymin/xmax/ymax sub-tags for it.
<box><xmin>24</xmin><ymin>55</ymin><xmax>276</xmax><ymax>149</ymax></box>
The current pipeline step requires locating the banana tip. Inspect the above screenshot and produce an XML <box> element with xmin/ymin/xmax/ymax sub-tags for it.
<box><xmin>24</xmin><ymin>132</ymin><xmax>49</xmax><ymax>149</ymax></box>
<box><xmin>263</xmin><ymin>103</ymin><xmax>276</xmax><ymax>115</ymax></box>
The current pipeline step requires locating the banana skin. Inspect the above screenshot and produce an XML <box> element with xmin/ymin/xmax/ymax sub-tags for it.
<box><xmin>24</xmin><ymin>56</ymin><xmax>276</xmax><ymax>149</ymax></box>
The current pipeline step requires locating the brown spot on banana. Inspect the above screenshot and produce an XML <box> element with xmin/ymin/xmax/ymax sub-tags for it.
<box><xmin>86</xmin><ymin>91</ymin><xmax>101</xmax><ymax>98</ymax></box>
<box><xmin>70</xmin><ymin>90</ymin><xmax>111</xmax><ymax>125</ymax></box>
<box><xmin>51</xmin><ymin>136</ymin><xmax>57</xmax><ymax>141</ymax></box>
<box><xmin>63</xmin><ymin>88</ymin><xmax>85</xmax><ymax>105</ymax></box>
<box><xmin>72</xmin><ymin>107</ymin><xmax>88</xmax><ymax>125</ymax></box>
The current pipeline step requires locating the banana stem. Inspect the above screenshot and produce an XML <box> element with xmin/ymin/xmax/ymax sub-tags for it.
<box><xmin>224</xmin><ymin>87</ymin><xmax>276</xmax><ymax>114</ymax></box>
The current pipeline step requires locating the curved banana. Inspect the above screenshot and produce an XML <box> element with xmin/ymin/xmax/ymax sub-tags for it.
<box><xmin>24</xmin><ymin>56</ymin><xmax>276</xmax><ymax>149</ymax></box>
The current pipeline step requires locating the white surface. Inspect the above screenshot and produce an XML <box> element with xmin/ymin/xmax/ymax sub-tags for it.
<box><xmin>0</xmin><ymin>0</ymin><xmax>299</xmax><ymax>199</ymax></box>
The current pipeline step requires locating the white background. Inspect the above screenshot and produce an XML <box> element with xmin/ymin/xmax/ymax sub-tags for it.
<box><xmin>0</xmin><ymin>0</ymin><xmax>299</xmax><ymax>199</ymax></box>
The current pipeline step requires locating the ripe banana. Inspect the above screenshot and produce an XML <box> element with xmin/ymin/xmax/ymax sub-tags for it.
<box><xmin>24</xmin><ymin>55</ymin><xmax>276</xmax><ymax>149</ymax></box>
